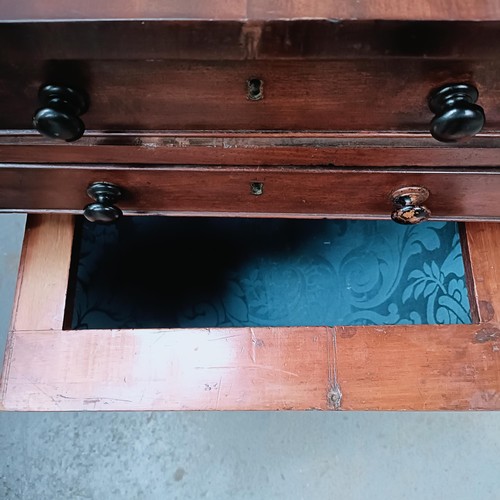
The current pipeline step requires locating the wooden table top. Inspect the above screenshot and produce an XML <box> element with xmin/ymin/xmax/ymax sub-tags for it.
<box><xmin>2</xmin><ymin>0</ymin><xmax>500</xmax><ymax>22</ymax></box>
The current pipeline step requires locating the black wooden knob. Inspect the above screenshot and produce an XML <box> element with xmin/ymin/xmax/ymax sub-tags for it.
<box><xmin>33</xmin><ymin>85</ymin><xmax>89</xmax><ymax>142</ymax></box>
<box><xmin>84</xmin><ymin>182</ymin><xmax>123</xmax><ymax>223</ymax></box>
<box><xmin>428</xmin><ymin>84</ymin><xmax>485</xmax><ymax>143</ymax></box>
<box><xmin>391</xmin><ymin>187</ymin><xmax>431</xmax><ymax>225</ymax></box>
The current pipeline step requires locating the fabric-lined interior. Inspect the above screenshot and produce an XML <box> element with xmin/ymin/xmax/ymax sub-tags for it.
<box><xmin>71</xmin><ymin>217</ymin><xmax>471</xmax><ymax>329</ymax></box>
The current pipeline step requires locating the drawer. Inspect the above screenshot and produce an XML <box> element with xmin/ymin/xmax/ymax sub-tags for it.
<box><xmin>1</xmin><ymin>165</ymin><xmax>500</xmax><ymax>221</ymax></box>
<box><xmin>70</xmin><ymin>216</ymin><xmax>473</xmax><ymax>329</ymax></box>
<box><xmin>2</xmin><ymin>59</ymin><xmax>500</xmax><ymax>133</ymax></box>
<box><xmin>1</xmin><ymin>214</ymin><xmax>500</xmax><ymax>411</ymax></box>
<box><xmin>1</xmin><ymin>21</ymin><xmax>500</xmax><ymax>136</ymax></box>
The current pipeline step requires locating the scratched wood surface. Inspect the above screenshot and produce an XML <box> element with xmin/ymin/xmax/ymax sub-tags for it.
<box><xmin>2</xmin><ymin>166</ymin><xmax>500</xmax><ymax>221</ymax></box>
<box><xmin>1</xmin><ymin>324</ymin><xmax>499</xmax><ymax>411</ymax></box>
<box><xmin>1</xmin><ymin>215</ymin><xmax>500</xmax><ymax>411</ymax></box>
<box><xmin>0</xmin><ymin>328</ymin><xmax>333</xmax><ymax>411</ymax></box>
<box><xmin>2</xmin><ymin>0</ymin><xmax>500</xmax><ymax>21</ymax></box>
<box><xmin>2</xmin><ymin>133</ymin><xmax>500</xmax><ymax>167</ymax></box>
<box><xmin>335</xmin><ymin>324</ymin><xmax>500</xmax><ymax>410</ymax></box>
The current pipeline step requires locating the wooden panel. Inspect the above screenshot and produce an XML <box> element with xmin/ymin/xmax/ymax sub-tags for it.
<box><xmin>2</xmin><ymin>165</ymin><xmax>500</xmax><ymax>220</ymax></box>
<box><xmin>1</xmin><ymin>324</ymin><xmax>499</xmax><ymax>410</ymax></box>
<box><xmin>10</xmin><ymin>214</ymin><xmax>74</xmax><ymax>332</ymax></box>
<box><xmin>2</xmin><ymin>0</ymin><xmax>500</xmax><ymax>21</ymax></box>
<box><xmin>462</xmin><ymin>223</ymin><xmax>500</xmax><ymax>323</ymax></box>
<box><xmin>2</xmin><ymin>59</ymin><xmax>500</xmax><ymax>131</ymax></box>
<box><xmin>0</xmin><ymin>328</ymin><xmax>331</xmax><ymax>411</ymax></box>
<box><xmin>2</xmin><ymin>133</ymin><xmax>500</xmax><ymax>167</ymax></box>
<box><xmin>0</xmin><ymin>0</ymin><xmax>246</xmax><ymax>21</ymax></box>
<box><xmin>2</xmin><ymin>21</ymin><xmax>500</xmax><ymax>62</ymax></box>
<box><xmin>335</xmin><ymin>324</ymin><xmax>500</xmax><ymax>410</ymax></box>
<box><xmin>248</xmin><ymin>0</ymin><xmax>500</xmax><ymax>21</ymax></box>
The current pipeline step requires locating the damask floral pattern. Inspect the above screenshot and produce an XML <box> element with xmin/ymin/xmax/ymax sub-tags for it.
<box><xmin>71</xmin><ymin>217</ymin><xmax>471</xmax><ymax>329</ymax></box>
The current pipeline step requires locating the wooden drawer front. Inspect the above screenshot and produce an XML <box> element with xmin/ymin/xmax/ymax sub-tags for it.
<box><xmin>1</xmin><ymin>59</ymin><xmax>500</xmax><ymax>133</ymax></box>
<box><xmin>1</xmin><ymin>19</ymin><xmax>500</xmax><ymax>134</ymax></box>
<box><xmin>1</xmin><ymin>165</ymin><xmax>500</xmax><ymax>220</ymax></box>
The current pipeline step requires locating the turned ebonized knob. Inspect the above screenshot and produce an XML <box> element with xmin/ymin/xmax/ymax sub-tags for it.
<box><xmin>428</xmin><ymin>83</ymin><xmax>485</xmax><ymax>143</ymax></box>
<box><xmin>84</xmin><ymin>182</ymin><xmax>123</xmax><ymax>223</ymax></box>
<box><xmin>391</xmin><ymin>187</ymin><xmax>431</xmax><ymax>225</ymax></box>
<box><xmin>33</xmin><ymin>85</ymin><xmax>89</xmax><ymax>142</ymax></box>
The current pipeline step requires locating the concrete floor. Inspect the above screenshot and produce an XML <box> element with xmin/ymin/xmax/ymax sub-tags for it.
<box><xmin>0</xmin><ymin>214</ymin><xmax>499</xmax><ymax>500</ymax></box>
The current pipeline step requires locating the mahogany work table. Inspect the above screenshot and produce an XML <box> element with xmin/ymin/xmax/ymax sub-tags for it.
<box><xmin>1</xmin><ymin>1</ymin><xmax>500</xmax><ymax>411</ymax></box>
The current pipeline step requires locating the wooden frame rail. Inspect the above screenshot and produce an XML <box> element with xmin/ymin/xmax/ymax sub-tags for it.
<box><xmin>2</xmin><ymin>133</ymin><xmax>500</xmax><ymax>167</ymax></box>
<box><xmin>1</xmin><ymin>214</ymin><xmax>500</xmax><ymax>411</ymax></box>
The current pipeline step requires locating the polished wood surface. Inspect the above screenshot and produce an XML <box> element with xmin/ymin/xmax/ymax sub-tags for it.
<box><xmin>1</xmin><ymin>215</ymin><xmax>500</xmax><ymax>411</ymax></box>
<box><xmin>1</xmin><ymin>59</ymin><xmax>500</xmax><ymax>132</ymax></box>
<box><xmin>2</xmin><ymin>0</ymin><xmax>500</xmax><ymax>21</ymax></box>
<box><xmin>2</xmin><ymin>21</ymin><xmax>500</xmax><ymax>61</ymax></box>
<box><xmin>2</xmin><ymin>9</ymin><xmax>500</xmax><ymax>138</ymax></box>
<box><xmin>1</xmin><ymin>165</ymin><xmax>500</xmax><ymax>221</ymax></box>
<box><xmin>2</xmin><ymin>133</ymin><xmax>500</xmax><ymax>167</ymax></box>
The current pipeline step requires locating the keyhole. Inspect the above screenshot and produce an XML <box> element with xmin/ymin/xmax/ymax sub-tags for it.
<box><xmin>247</xmin><ymin>78</ymin><xmax>263</xmax><ymax>101</ymax></box>
<box><xmin>250</xmin><ymin>182</ymin><xmax>264</xmax><ymax>195</ymax></box>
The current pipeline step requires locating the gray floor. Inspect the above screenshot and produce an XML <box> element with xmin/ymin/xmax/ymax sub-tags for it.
<box><xmin>0</xmin><ymin>214</ymin><xmax>499</xmax><ymax>500</ymax></box>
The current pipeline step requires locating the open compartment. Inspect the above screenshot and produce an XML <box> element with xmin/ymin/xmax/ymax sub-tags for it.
<box><xmin>70</xmin><ymin>217</ymin><xmax>472</xmax><ymax>330</ymax></box>
<box><xmin>1</xmin><ymin>214</ymin><xmax>499</xmax><ymax>411</ymax></box>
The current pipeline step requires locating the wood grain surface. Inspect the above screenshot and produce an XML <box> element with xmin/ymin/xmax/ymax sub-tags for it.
<box><xmin>1</xmin><ymin>324</ymin><xmax>499</xmax><ymax>411</ymax></box>
<box><xmin>1</xmin><ymin>165</ymin><xmax>500</xmax><ymax>221</ymax></box>
<box><xmin>0</xmin><ymin>328</ymin><xmax>333</xmax><ymax>411</ymax></box>
<box><xmin>1</xmin><ymin>59</ymin><xmax>499</xmax><ymax>131</ymax></box>
<box><xmin>2</xmin><ymin>0</ymin><xmax>500</xmax><ymax>21</ymax></box>
<box><xmin>335</xmin><ymin>323</ymin><xmax>500</xmax><ymax>410</ymax></box>
<box><xmin>1</xmin><ymin>216</ymin><xmax>500</xmax><ymax>411</ymax></box>
<box><xmin>462</xmin><ymin>223</ymin><xmax>500</xmax><ymax>323</ymax></box>
<box><xmin>2</xmin><ymin>133</ymin><xmax>500</xmax><ymax>166</ymax></box>
<box><xmin>0</xmin><ymin>0</ymin><xmax>246</xmax><ymax>21</ymax></box>
<box><xmin>2</xmin><ymin>21</ymin><xmax>500</xmax><ymax>61</ymax></box>
<box><xmin>248</xmin><ymin>0</ymin><xmax>500</xmax><ymax>21</ymax></box>
<box><xmin>10</xmin><ymin>214</ymin><xmax>74</xmax><ymax>332</ymax></box>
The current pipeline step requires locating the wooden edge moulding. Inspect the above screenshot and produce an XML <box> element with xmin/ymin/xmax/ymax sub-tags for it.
<box><xmin>1</xmin><ymin>214</ymin><xmax>499</xmax><ymax>411</ymax></box>
<box><xmin>2</xmin><ymin>133</ymin><xmax>500</xmax><ymax>167</ymax></box>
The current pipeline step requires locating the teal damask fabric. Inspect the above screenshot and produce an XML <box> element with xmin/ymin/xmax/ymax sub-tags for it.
<box><xmin>71</xmin><ymin>217</ymin><xmax>471</xmax><ymax>329</ymax></box>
